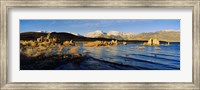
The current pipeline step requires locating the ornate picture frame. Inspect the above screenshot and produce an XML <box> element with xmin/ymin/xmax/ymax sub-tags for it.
<box><xmin>0</xmin><ymin>0</ymin><xmax>199</xmax><ymax>89</ymax></box>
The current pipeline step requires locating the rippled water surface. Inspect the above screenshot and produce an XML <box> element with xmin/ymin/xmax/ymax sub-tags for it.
<box><xmin>58</xmin><ymin>43</ymin><xmax>180</xmax><ymax>70</ymax></box>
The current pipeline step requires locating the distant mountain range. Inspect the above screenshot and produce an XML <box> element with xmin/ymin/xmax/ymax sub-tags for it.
<box><xmin>35</xmin><ymin>30</ymin><xmax>83</xmax><ymax>37</ymax></box>
<box><xmin>84</xmin><ymin>30</ymin><xmax>180</xmax><ymax>42</ymax></box>
<box><xmin>132</xmin><ymin>30</ymin><xmax>180</xmax><ymax>42</ymax></box>
<box><xmin>85</xmin><ymin>30</ymin><xmax>135</xmax><ymax>40</ymax></box>
<box><xmin>21</xmin><ymin>30</ymin><xmax>180</xmax><ymax>42</ymax></box>
<box><xmin>20</xmin><ymin>32</ymin><xmax>115</xmax><ymax>43</ymax></box>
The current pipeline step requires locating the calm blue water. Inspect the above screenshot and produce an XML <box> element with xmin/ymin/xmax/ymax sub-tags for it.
<box><xmin>57</xmin><ymin>43</ymin><xmax>180</xmax><ymax>70</ymax></box>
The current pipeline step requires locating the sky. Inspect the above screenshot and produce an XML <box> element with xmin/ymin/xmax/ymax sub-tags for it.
<box><xmin>20</xmin><ymin>20</ymin><xmax>180</xmax><ymax>35</ymax></box>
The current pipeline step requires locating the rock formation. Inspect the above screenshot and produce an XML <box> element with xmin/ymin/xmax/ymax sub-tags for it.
<box><xmin>122</xmin><ymin>41</ymin><xmax>127</xmax><ymax>45</ymax></box>
<box><xmin>166</xmin><ymin>42</ymin><xmax>170</xmax><ymax>46</ymax></box>
<box><xmin>63</xmin><ymin>40</ymin><xmax>75</xmax><ymax>46</ymax></box>
<box><xmin>135</xmin><ymin>46</ymin><xmax>145</xmax><ymax>50</ymax></box>
<box><xmin>83</xmin><ymin>40</ymin><xmax>118</xmax><ymax>47</ymax></box>
<box><xmin>143</xmin><ymin>38</ymin><xmax>160</xmax><ymax>46</ymax></box>
<box><xmin>20</xmin><ymin>32</ymin><xmax>77</xmax><ymax>57</ymax></box>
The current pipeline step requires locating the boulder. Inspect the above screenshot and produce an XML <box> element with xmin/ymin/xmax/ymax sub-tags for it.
<box><xmin>69</xmin><ymin>47</ymin><xmax>80</xmax><ymax>54</ymax></box>
<box><xmin>122</xmin><ymin>41</ymin><xmax>127</xmax><ymax>45</ymax></box>
<box><xmin>143</xmin><ymin>38</ymin><xmax>160</xmax><ymax>46</ymax></box>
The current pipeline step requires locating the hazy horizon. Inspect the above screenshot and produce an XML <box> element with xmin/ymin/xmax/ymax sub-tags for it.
<box><xmin>20</xmin><ymin>20</ymin><xmax>180</xmax><ymax>35</ymax></box>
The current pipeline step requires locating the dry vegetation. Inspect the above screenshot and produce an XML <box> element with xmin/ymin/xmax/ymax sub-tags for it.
<box><xmin>20</xmin><ymin>33</ymin><xmax>85</xmax><ymax>70</ymax></box>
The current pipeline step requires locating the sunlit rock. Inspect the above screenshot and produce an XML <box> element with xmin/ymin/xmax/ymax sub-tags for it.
<box><xmin>166</xmin><ymin>42</ymin><xmax>170</xmax><ymax>46</ymax></box>
<box><xmin>63</xmin><ymin>40</ymin><xmax>75</xmax><ymax>47</ymax></box>
<box><xmin>155</xmin><ymin>47</ymin><xmax>161</xmax><ymax>50</ymax></box>
<box><xmin>69</xmin><ymin>47</ymin><xmax>80</xmax><ymax>54</ymax></box>
<box><xmin>135</xmin><ymin>46</ymin><xmax>145</xmax><ymax>50</ymax></box>
<box><xmin>122</xmin><ymin>41</ymin><xmax>127</xmax><ymax>45</ymax></box>
<box><xmin>143</xmin><ymin>38</ymin><xmax>160</xmax><ymax>46</ymax></box>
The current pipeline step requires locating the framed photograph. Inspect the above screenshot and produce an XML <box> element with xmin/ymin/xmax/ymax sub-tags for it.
<box><xmin>1</xmin><ymin>0</ymin><xmax>199</xmax><ymax>90</ymax></box>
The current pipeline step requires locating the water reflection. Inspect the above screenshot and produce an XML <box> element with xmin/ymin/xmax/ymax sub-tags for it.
<box><xmin>59</xmin><ymin>43</ymin><xmax>180</xmax><ymax>70</ymax></box>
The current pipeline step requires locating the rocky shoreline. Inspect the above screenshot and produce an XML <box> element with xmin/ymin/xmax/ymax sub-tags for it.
<box><xmin>20</xmin><ymin>33</ymin><xmax>86</xmax><ymax>70</ymax></box>
<box><xmin>20</xmin><ymin>32</ymin><xmax>173</xmax><ymax>70</ymax></box>
<box><xmin>20</xmin><ymin>53</ymin><xmax>87</xmax><ymax>70</ymax></box>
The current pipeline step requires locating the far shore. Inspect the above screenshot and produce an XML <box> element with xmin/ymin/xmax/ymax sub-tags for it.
<box><xmin>71</xmin><ymin>40</ymin><xmax>180</xmax><ymax>43</ymax></box>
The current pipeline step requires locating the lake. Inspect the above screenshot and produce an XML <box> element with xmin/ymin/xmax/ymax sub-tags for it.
<box><xmin>57</xmin><ymin>43</ymin><xmax>180</xmax><ymax>70</ymax></box>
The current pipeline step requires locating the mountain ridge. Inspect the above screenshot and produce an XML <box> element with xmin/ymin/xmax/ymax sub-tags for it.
<box><xmin>84</xmin><ymin>30</ymin><xmax>180</xmax><ymax>42</ymax></box>
<box><xmin>85</xmin><ymin>30</ymin><xmax>136</xmax><ymax>40</ymax></box>
<box><xmin>20</xmin><ymin>30</ymin><xmax>180</xmax><ymax>42</ymax></box>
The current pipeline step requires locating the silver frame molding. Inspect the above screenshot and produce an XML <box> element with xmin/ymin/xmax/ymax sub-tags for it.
<box><xmin>0</xmin><ymin>0</ymin><xmax>199</xmax><ymax>90</ymax></box>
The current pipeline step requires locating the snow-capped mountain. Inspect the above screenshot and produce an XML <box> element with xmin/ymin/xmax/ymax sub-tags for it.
<box><xmin>85</xmin><ymin>30</ymin><xmax>106</xmax><ymax>38</ymax></box>
<box><xmin>67</xmin><ymin>32</ymin><xmax>83</xmax><ymax>37</ymax></box>
<box><xmin>107</xmin><ymin>30</ymin><xmax>135</xmax><ymax>40</ymax></box>
<box><xmin>22</xmin><ymin>29</ymin><xmax>180</xmax><ymax>42</ymax></box>
<box><xmin>34</xmin><ymin>30</ymin><xmax>83</xmax><ymax>37</ymax></box>
<box><xmin>85</xmin><ymin>30</ymin><xmax>135</xmax><ymax>40</ymax></box>
<box><xmin>35</xmin><ymin>30</ymin><xmax>51</xmax><ymax>33</ymax></box>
